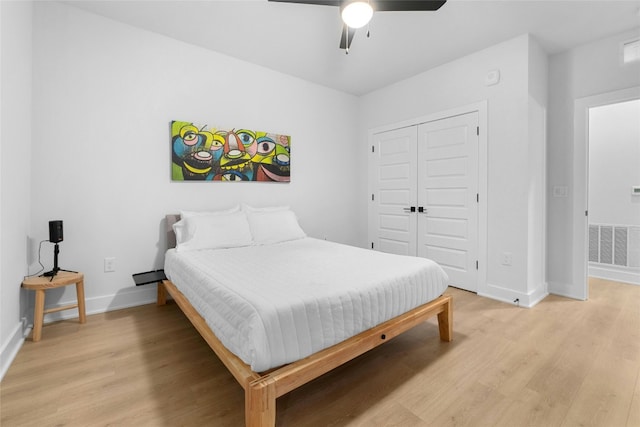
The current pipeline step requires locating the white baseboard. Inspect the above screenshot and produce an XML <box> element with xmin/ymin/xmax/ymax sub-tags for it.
<box><xmin>42</xmin><ymin>284</ymin><xmax>159</xmax><ymax>323</ymax></box>
<box><xmin>547</xmin><ymin>281</ymin><xmax>588</xmax><ymax>300</ymax></box>
<box><xmin>478</xmin><ymin>282</ymin><xmax>548</xmax><ymax>308</ymax></box>
<box><xmin>0</xmin><ymin>320</ymin><xmax>30</xmax><ymax>381</ymax></box>
<box><xmin>588</xmin><ymin>264</ymin><xmax>640</xmax><ymax>286</ymax></box>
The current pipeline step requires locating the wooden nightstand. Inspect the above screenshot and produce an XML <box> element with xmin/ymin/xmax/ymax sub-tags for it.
<box><xmin>21</xmin><ymin>271</ymin><xmax>86</xmax><ymax>342</ymax></box>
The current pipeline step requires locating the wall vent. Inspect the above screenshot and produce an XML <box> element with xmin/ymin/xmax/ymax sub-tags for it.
<box><xmin>589</xmin><ymin>225</ymin><xmax>599</xmax><ymax>262</ymax></box>
<box><xmin>614</xmin><ymin>227</ymin><xmax>628</xmax><ymax>266</ymax></box>
<box><xmin>589</xmin><ymin>224</ymin><xmax>640</xmax><ymax>267</ymax></box>
<box><xmin>630</xmin><ymin>227</ymin><xmax>640</xmax><ymax>268</ymax></box>
<box><xmin>600</xmin><ymin>226</ymin><xmax>613</xmax><ymax>264</ymax></box>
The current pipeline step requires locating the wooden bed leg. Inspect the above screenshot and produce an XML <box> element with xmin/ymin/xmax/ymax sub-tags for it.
<box><xmin>246</xmin><ymin>378</ymin><xmax>276</xmax><ymax>427</ymax></box>
<box><xmin>437</xmin><ymin>295</ymin><xmax>453</xmax><ymax>342</ymax></box>
<box><xmin>157</xmin><ymin>281</ymin><xmax>167</xmax><ymax>306</ymax></box>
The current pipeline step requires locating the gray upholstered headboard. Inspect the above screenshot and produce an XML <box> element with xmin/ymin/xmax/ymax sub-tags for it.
<box><xmin>166</xmin><ymin>214</ymin><xmax>180</xmax><ymax>249</ymax></box>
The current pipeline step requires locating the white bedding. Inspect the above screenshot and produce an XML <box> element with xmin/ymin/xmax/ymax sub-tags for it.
<box><xmin>164</xmin><ymin>237</ymin><xmax>449</xmax><ymax>372</ymax></box>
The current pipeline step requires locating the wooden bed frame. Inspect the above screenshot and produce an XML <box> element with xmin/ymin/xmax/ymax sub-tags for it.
<box><xmin>159</xmin><ymin>215</ymin><xmax>453</xmax><ymax>426</ymax></box>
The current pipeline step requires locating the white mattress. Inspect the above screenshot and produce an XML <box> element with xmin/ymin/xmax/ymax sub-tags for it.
<box><xmin>164</xmin><ymin>238</ymin><xmax>449</xmax><ymax>372</ymax></box>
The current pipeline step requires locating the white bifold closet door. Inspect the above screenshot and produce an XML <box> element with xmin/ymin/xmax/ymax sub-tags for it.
<box><xmin>371</xmin><ymin>125</ymin><xmax>418</xmax><ymax>256</ymax></box>
<box><xmin>370</xmin><ymin>112</ymin><xmax>479</xmax><ymax>292</ymax></box>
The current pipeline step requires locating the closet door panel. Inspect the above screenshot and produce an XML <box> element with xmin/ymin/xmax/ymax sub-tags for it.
<box><xmin>417</xmin><ymin>112</ymin><xmax>479</xmax><ymax>292</ymax></box>
<box><xmin>369</xmin><ymin>126</ymin><xmax>418</xmax><ymax>256</ymax></box>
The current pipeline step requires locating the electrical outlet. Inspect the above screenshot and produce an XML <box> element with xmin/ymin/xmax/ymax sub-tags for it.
<box><xmin>502</xmin><ymin>252</ymin><xmax>512</xmax><ymax>266</ymax></box>
<box><xmin>104</xmin><ymin>257</ymin><xmax>116</xmax><ymax>272</ymax></box>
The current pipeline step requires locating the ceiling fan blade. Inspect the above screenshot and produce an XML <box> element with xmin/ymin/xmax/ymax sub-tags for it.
<box><xmin>339</xmin><ymin>25</ymin><xmax>357</xmax><ymax>50</ymax></box>
<box><xmin>374</xmin><ymin>0</ymin><xmax>447</xmax><ymax>12</ymax></box>
<box><xmin>268</xmin><ymin>0</ymin><xmax>447</xmax><ymax>11</ymax></box>
<box><xmin>267</xmin><ymin>0</ymin><xmax>341</xmax><ymax>6</ymax></box>
<box><xmin>269</xmin><ymin>0</ymin><xmax>448</xmax><ymax>52</ymax></box>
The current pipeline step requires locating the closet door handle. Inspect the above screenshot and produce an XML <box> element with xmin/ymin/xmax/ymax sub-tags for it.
<box><xmin>403</xmin><ymin>207</ymin><xmax>416</xmax><ymax>213</ymax></box>
<box><xmin>418</xmin><ymin>207</ymin><xmax>426</xmax><ymax>214</ymax></box>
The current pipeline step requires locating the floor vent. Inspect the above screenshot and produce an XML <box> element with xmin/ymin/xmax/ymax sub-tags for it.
<box><xmin>589</xmin><ymin>224</ymin><xmax>640</xmax><ymax>267</ymax></box>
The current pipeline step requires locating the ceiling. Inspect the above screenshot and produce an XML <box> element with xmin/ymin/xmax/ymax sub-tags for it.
<box><xmin>64</xmin><ymin>0</ymin><xmax>640</xmax><ymax>96</ymax></box>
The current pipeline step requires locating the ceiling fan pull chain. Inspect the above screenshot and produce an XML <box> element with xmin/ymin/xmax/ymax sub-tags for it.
<box><xmin>366</xmin><ymin>0</ymin><xmax>371</xmax><ymax>38</ymax></box>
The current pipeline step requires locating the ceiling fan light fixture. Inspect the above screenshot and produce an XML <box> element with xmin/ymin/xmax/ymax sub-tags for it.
<box><xmin>341</xmin><ymin>1</ymin><xmax>373</xmax><ymax>29</ymax></box>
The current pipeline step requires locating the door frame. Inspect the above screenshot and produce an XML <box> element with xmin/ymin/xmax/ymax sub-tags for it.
<box><xmin>572</xmin><ymin>86</ymin><xmax>640</xmax><ymax>300</ymax></box>
<box><xmin>368</xmin><ymin>101</ymin><xmax>488</xmax><ymax>292</ymax></box>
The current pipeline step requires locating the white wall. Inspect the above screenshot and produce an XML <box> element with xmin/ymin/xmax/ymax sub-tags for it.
<box><xmin>526</xmin><ymin>36</ymin><xmax>548</xmax><ymax>299</ymax></box>
<box><xmin>29</xmin><ymin>2</ymin><xmax>364</xmax><ymax>322</ymax></box>
<box><xmin>360</xmin><ymin>34</ymin><xmax>547</xmax><ymax>306</ymax></box>
<box><xmin>0</xmin><ymin>0</ymin><xmax>33</xmax><ymax>379</ymax></box>
<box><xmin>588</xmin><ymin>99</ymin><xmax>640</xmax><ymax>226</ymax></box>
<box><xmin>547</xmin><ymin>28</ymin><xmax>640</xmax><ymax>297</ymax></box>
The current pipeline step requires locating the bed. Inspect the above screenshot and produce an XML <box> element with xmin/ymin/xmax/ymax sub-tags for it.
<box><xmin>158</xmin><ymin>208</ymin><xmax>453</xmax><ymax>426</ymax></box>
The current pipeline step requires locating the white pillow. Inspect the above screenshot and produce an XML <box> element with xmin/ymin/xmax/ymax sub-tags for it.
<box><xmin>173</xmin><ymin>220</ymin><xmax>188</xmax><ymax>246</ymax></box>
<box><xmin>175</xmin><ymin>212</ymin><xmax>253</xmax><ymax>252</ymax></box>
<box><xmin>180</xmin><ymin>205</ymin><xmax>240</xmax><ymax>219</ymax></box>
<box><xmin>246</xmin><ymin>209</ymin><xmax>306</xmax><ymax>245</ymax></box>
<box><xmin>242</xmin><ymin>204</ymin><xmax>290</xmax><ymax>213</ymax></box>
<box><xmin>174</xmin><ymin>206</ymin><xmax>240</xmax><ymax>245</ymax></box>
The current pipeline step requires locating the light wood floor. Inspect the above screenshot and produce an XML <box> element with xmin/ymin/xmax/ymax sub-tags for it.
<box><xmin>1</xmin><ymin>278</ymin><xmax>638</xmax><ymax>426</ymax></box>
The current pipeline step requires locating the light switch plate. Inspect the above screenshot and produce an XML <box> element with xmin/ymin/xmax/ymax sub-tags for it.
<box><xmin>553</xmin><ymin>186</ymin><xmax>568</xmax><ymax>197</ymax></box>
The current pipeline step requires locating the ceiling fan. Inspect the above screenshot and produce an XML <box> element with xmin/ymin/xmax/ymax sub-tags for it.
<box><xmin>268</xmin><ymin>0</ymin><xmax>447</xmax><ymax>53</ymax></box>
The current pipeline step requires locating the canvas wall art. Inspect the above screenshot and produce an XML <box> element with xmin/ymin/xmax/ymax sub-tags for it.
<box><xmin>171</xmin><ymin>120</ymin><xmax>291</xmax><ymax>182</ymax></box>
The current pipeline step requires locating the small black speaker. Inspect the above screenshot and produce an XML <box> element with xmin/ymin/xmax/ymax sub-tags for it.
<box><xmin>49</xmin><ymin>220</ymin><xmax>64</xmax><ymax>243</ymax></box>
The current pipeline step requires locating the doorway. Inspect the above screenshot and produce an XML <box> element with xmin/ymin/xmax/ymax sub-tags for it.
<box><xmin>588</xmin><ymin>99</ymin><xmax>640</xmax><ymax>284</ymax></box>
<box><xmin>573</xmin><ymin>86</ymin><xmax>640</xmax><ymax>300</ymax></box>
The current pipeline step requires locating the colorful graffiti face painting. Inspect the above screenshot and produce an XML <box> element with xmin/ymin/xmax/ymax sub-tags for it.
<box><xmin>171</xmin><ymin>121</ymin><xmax>291</xmax><ymax>182</ymax></box>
